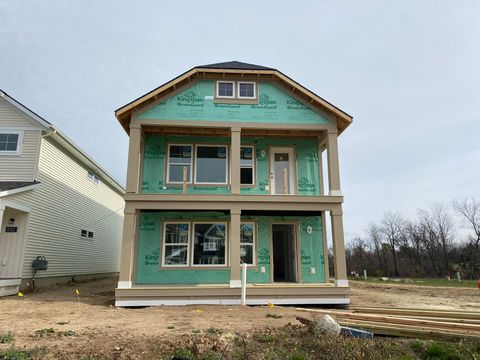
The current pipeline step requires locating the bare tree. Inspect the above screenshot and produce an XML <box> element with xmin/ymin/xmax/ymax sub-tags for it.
<box><xmin>453</xmin><ymin>198</ymin><xmax>480</xmax><ymax>277</ymax></box>
<box><xmin>380</xmin><ymin>211</ymin><xmax>405</xmax><ymax>277</ymax></box>
<box><xmin>366</xmin><ymin>223</ymin><xmax>387</xmax><ymax>276</ymax></box>
<box><xmin>431</xmin><ymin>202</ymin><xmax>455</xmax><ymax>274</ymax></box>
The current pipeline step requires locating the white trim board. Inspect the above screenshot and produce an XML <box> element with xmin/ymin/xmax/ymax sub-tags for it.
<box><xmin>0</xmin><ymin>183</ymin><xmax>41</xmax><ymax>198</ymax></box>
<box><xmin>115</xmin><ymin>297</ymin><xmax>350</xmax><ymax>307</ymax></box>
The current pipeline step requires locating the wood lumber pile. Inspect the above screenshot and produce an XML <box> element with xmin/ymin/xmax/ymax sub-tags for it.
<box><xmin>296</xmin><ymin>306</ymin><xmax>480</xmax><ymax>340</ymax></box>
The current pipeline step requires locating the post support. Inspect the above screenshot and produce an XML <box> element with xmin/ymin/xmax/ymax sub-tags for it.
<box><xmin>331</xmin><ymin>209</ymin><xmax>348</xmax><ymax>287</ymax></box>
<box><xmin>126</xmin><ymin>126</ymin><xmax>142</xmax><ymax>194</ymax></box>
<box><xmin>229</xmin><ymin>209</ymin><xmax>241</xmax><ymax>287</ymax></box>
<box><xmin>118</xmin><ymin>209</ymin><xmax>137</xmax><ymax>289</ymax></box>
<box><xmin>231</xmin><ymin>127</ymin><xmax>241</xmax><ymax>194</ymax></box>
<box><xmin>327</xmin><ymin>131</ymin><xmax>342</xmax><ymax>196</ymax></box>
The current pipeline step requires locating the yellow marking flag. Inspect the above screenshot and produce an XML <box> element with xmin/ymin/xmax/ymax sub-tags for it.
<box><xmin>17</xmin><ymin>292</ymin><xmax>24</xmax><ymax>297</ymax></box>
<box><xmin>75</xmin><ymin>289</ymin><xmax>80</xmax><ymax>295</ymax></box>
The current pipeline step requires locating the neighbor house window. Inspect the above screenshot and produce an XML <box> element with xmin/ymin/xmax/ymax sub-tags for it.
<box><xmin>238</xmin><ymin>82</ymin><xmax>256</xmax><ymax>99</ymax></box>
<box><xmin>192</xmin><ymin>223</ymin><xmax>227</xmax><ymax>266</ymax></box>
<box><xmin>162</xmin><ymin>223</ymin><xmax>190</xmax><ymax>266</ymax></box>
<box><xmin>195</xmin><ymin>145</ymin><xmax>228</xmax><ymax>184</ymax></box>
<box><xmin>240</xmin><ymin>146</ymin><xmax>254</xmax><ymax>185</ymax></box>
<box><xmin>0</xmin><ymin>131</ymin><xmax>22</xmax><ymax>154</ymax></box>
<box><xmin>240</xmin><ymin>223</ymin><xmax>255</xmax><ymax>265</ymax></box>
<box><xmin>167</xmin><ymin>144</ymin><xmax>192</xmax><ymax>183</ymax></box>
<box><xmin>87</xmin><ymin>170</ymin><xmax>100</xmax><ymax>185</ymax></box>
<box><xmin>216</xmin><ymin>81</ymin><xmax>235</xmax><ymax>98</ymax></box>
<box><xmin>81</xmin><ymin>229</ymin><xmax>94</xmax><ymax>239</ymax></box>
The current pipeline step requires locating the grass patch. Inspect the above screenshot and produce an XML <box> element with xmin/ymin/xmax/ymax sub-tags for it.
<box><xmin>0</xmin><ymin>346</ymin><xmax>29</xmax><ymax>360</ymax></box>
<box><xmin>57</xmin><ymin>330</ymin><xmax>76</xmax><ymax>337</ymax></box>
<box><xmin>352</xmin><ymin>277</ymin><xmax>477</xmax><ymax>288</ymax></box>
<box><xmin>0</xmin><ymin>332</ymin><xmax>14</xmax><ymax>344</ymax></box>
<box><xmin>205</xmin><ymin>327</ymin><xmax>222</xmax><ymax>335</ymax></box>
<box><xmin>266</xmin><ymin>313</ymin><xmax>282</xmax><ymax>319</ymax></box>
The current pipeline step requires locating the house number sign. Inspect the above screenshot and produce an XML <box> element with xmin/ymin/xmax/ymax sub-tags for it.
<box><xmin>5</xmin><ymin>226</ymin><xmax>18</xmax><ymax>233</ymax></box>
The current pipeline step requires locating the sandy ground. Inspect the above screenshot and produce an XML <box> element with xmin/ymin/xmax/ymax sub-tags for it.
<box><xmin>0</xmin><ymin>278</ymin><xmax>478</xmax><ymax>358</ymax></box>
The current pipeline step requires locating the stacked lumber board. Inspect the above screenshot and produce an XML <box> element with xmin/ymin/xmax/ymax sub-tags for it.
<box><xmin>296</xmin><ymin>307</ymin><xmax>480</xmax><ymax>340</ymax></box>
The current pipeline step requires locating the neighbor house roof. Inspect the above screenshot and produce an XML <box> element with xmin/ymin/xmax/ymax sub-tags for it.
<box><xmin>0</xmin><ymin>181</ymin><xmax>41</xmax><ymax>197</ymax></box>
<box><xmin>0</xmin><ymin>90</ymin><xmax>125</xmax><ymax>195</ymax></box>
<box><xmin>115</xmin><ymin>61</ymin><xmax>353</xmax><ymax>135</ymax></box>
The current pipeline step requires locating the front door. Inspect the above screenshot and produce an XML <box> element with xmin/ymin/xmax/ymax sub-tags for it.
<box><xmin>0</xmin><ymin>208</ymin><xmax>28</xmax><ymax>280</ymax></box>
<box><xmin>272</xmin><ymin>224</ymin><xmax>298</xmax><ymax>282</ymax></box>
<box><xmin>269</xmin><ymin>147</ymin><xmax>295</xmax><ymax>195</ymax></box>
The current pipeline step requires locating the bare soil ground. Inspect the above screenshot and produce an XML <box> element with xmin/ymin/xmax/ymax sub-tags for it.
<box><xmin>0</xmin><ymin>278</ymin><xmax>478</xmax><ymax>359</ymax></box>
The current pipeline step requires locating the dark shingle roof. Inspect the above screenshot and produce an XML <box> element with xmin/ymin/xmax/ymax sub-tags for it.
<box><xmin>0</xmin><ymin>181</ymin><xmax>39</xmax><ymax>192</ymax></box>
<box><xmin>197</xmin><ymin>61</ymin><xmax>275</xmax><ymax>71</ymax></box>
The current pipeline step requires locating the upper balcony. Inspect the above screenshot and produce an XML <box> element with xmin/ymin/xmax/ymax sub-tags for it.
<box><xmin>125</xmin><ymin>124</ymin><xmax>343</xmax><ymax>209</ymax></box>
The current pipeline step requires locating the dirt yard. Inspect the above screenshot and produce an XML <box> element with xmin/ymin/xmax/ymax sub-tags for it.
<box><xmin>0</xmin><ymin>278</ymin><xmax>478</xmax><ymax>359</ymax></box>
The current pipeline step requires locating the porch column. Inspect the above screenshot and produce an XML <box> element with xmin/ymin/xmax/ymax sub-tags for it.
<box><xmin>326</xmin><ymin>131</ymin><xmax>342</xmax><ymax>196</ymax></box>
<box><xmin>118</xmin><ymin>209</ymin><xmax>137</xmax><ymax>288</ymax></box>
<box><xmin>321</xmin><ymin>211</ymin><xmax>329</xmax><ymax>282</ymax></box>
<box><xmin>229</xmin><ymin>209</ymin><xmax>241</xmax><ymax>287</ymax></box>
<box><xmin>331</xmin><ymin>208</ymin><xmax>348</xmax><ymax>286</ymax></box>
<box><xmin>126</xmin><ymin>125</ymin><xmax>142</xmax><ymax>194</ymax></box>
<box><xmin>0</xmin><ymin>203</ymin><xmax>4</xmax><ymax>231</ymax></box>
<box><xmin>317</xmin><ymin>136</ymin><xmax>325</xmax><ymax>196</ymax></box>
<box><xmin>231</xmin><ymin>127</ymin><xmax>241</xmax><ymax>194</ymax></box>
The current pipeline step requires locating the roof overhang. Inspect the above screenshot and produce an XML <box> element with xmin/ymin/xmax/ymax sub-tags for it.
<box><xmin>115</xmin><ymin>67</ymin><xmax>353</xmax><ymax>135</ymax></box>
<box><xmin>0</xmin><ymin>182</ymin><xmax>41</xmax><ymax>198</ymax></box>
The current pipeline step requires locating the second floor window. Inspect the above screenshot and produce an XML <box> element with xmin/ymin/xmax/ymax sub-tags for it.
<box><xmin>0</xmin><ymin>131</ymin><xmax>21</xmax><ymax>154</ymax></box>
<box><xmin>87</xmin><ymin>170</ymin><xmax>100</xmax><ymax>185</ymax></box>
<box><xmin>195</xmin><ymin>145</ymin><xmax>228</xmax><ymax>184</ymax></box>
<box><xmin>167</xmin><ymin>145</ymin><xmax>192</xmax><ymax>183</ymax></box>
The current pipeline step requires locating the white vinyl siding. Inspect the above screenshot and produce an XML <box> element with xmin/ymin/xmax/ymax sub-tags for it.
<box><xmin>6</xmin><ymin>137</ymin><xmax>124</xmax><ymax>278</ymax></box>
<box><xmin>0</xmin><ymin>98</ymin><xmax>42</xmax><ymax>181</ymax></box>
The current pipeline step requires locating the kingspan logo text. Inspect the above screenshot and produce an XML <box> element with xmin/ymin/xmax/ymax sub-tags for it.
<box><xmin>177</xmin><ymin>91</ymin><xmax>204</xmax><ymax>106</ymax></box>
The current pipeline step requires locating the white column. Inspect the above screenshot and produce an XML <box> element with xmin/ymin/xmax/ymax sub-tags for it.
<box><xmin>327</xmin><ymin>131</ymin><xmax>342</xmax><ymax>196</ymax></box>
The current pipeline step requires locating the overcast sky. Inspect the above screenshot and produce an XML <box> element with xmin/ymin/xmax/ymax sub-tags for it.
<box><xmin>1</xmin><ymin>1</ymin><xmax>479</xmax><ymax>241</ymax></box>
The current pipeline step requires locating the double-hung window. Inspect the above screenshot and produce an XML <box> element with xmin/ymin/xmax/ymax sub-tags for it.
<box><xmin>167</xmin><ymin>145</ymin><xmax>192</xmax><ymax>183</ymax></box>
<box><xmin>216</xmin><ymin>81</ymin><xmax>235</xmax><ymax>98</ymax></box>
<box><xmin>240</xmin><ymin>146</ymin><xmax>254</xmax><ymax>185</ymax></box>
<box><xmin>162</xmin><ymin>223</ymin><xmax>190</xmax><ymax>266</ymax></box>
<box><xmin>195</xmin><ymin>145</ymin><xmax>228</xmax><ymax>184</ymax></box>
<box><xmin>192</xmin><ymin>222</ymin><xmax>227</xmax><ymax>266</ymax></box>
<box><xmin>240</xmin><ymin>223</ymin><xmax>255</xmax><ymax>265</ymax></box>
<box><xmin>0</xmin><ymin>131</ymin><xmax>22</xmax><ymax>154</ymax></box>
<box><xmin>238</xmin><ymin>82</ymin><xmax>256</xmax><ymax>99</ymax></box>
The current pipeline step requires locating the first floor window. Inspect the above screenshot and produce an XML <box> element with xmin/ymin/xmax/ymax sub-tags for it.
<box><xmin>0</xmin><ymin>132</ymin><xmax>20</xmax><ymax>152</ymax></box>
<box><xmin>240</xmin><ymin>146</ymin><xmax>254</xmax><ymax>185</ymax></box>
<box><xmin>163</xmin><ymin>223</ymin><xmax>190</xmax><ymax>266</ymax></box>
<box><xmin>167</xmin><ymin>145</ymin><xmax>192</xmax><ymax>183</ymax></box>
<box><xmin>195</xmin><ymin>145</ymin><xmax>228</xmax><ymax>184</ymax></box>
<box><xmin>240</xmin><ymin>223</ymin><xmax>255</xmax><ymax>265</ymax></box>
<box><xmin>193</xmin><ymin>223</ymin><xmax>226</xmax><ymax>266</ymax></box>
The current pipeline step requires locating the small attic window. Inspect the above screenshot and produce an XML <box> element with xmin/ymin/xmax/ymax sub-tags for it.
<box><xmin>216</xmin><ymin>81</ymin><xmax>235</xmax><ymax>98</ymax></box>
<box><xmin>87</xmin><ymin>170</ymin><xmax>100</xmax><ymax>185</ymax></box>
<box><xmin>238</xmin><ymin>82</ymin><xmax>256</xmax><ymax>99</ymax></box>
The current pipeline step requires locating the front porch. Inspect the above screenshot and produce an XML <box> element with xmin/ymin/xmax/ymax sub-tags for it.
<box><xmin>115</xmin><ymin>282</ymin><xmax>350</xmax><ymax>307</ymax></box>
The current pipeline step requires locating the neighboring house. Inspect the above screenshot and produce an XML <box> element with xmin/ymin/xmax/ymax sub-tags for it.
<box><xmin>0</xmin><ymin>90</ymin><xmax>124</xmax><ymax>296</ymax></box>
<box><xmin>114</xmin><ymin>61</ymin><xmax>353</xmax><ymax>306</ymax></box>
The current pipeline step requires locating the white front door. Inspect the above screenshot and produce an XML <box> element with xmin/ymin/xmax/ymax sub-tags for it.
<box><xmin>269</xmin><ymin>147</ymin><xmax>295</xmax><ymax>195</ymax></box>
<box><xmin>0</xmin><ymin>207</ymin><xmax>28</xmax><ymax>280</ymax></box>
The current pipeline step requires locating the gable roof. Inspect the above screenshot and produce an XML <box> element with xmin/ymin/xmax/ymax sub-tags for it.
<box><xmin>0</xmin><ymin>90</ymin><xmax>124</xmax><ymax>194</ymax></box>
<box><xmin>115</xmin><ymin>61</ymin><xmax>353</xmax><ymax>135</ymax></box>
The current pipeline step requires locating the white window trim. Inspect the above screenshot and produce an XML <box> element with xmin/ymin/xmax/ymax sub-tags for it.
<box><xmin>240</xmin><ymin>145</ymin><xmax>255</xmax><ymax>186</ymax></box>
<box><xmin>191</xmin><ymin>222</ymin><xmax>228</xmax><ymax>267</ymax></box>
<box><xmin>87</xmin><ymin>170</ymin><xmax>100</xmax><ymax>185</ymax></box>
<box><xmin>216</xmin><ymin>80</ymin><xmax>235</xmax><ymax>99</ymax></box>
<box><xmin>161</xmin><ymin>222</ymin><xmax>191</xmax><ymax>267</ymax></box>
<box><xmin>237</xmin><ymin>81</ymin><xmax>257</xmax><ymax>99</ymax></box>
<box><xmin>0</xmin><ymin>130</ymin><xmax>23</xmax><ymax>155</ymax></box>
<box><xmin>166</xmin><ymin>144</ymin><xmax>193</xmax><ymax>184</ymax></box>
<box><xmin>194</xmin><ymin>145</ymin><xmax>229</xmax><ymax>185</ymax></box>
<box><xmin>240</xmin><ymin>222</ymin><xmax>256</xmax><ymax>266</ymax></box>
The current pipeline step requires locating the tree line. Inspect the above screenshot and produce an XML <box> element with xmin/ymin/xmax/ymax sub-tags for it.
<box><xmin>336</xmin><ymin>198</ymin><xmax>480</xmax><ymax>280</ymax></box>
